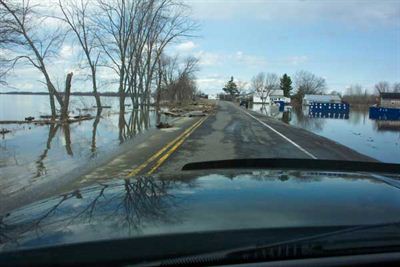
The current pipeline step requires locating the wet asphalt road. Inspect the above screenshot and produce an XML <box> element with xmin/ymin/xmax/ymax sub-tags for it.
<box><xmin>1</xmin><ymin>100</ymin><xmax>375</xmax><ymax>214</ymax></box>
<box><xmin>157</xmin><ymin>101</ymin><xmax>375</xmax><ymax>174</ymax></box>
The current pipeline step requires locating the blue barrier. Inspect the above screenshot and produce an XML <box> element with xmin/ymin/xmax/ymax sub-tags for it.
<box><xmin>309</xmin><ymin>111</ymin><xmax>349</xmax><ymax>119</ymax></box>
<box><xmin>309</xmin><ymin>102</ymin><xmax>350</xmax><ymax>113</ymax></box>
<box><xmin>369</xmin><ymin>106</ymin><xmax>400</xmax><ymax>120</ymax></box>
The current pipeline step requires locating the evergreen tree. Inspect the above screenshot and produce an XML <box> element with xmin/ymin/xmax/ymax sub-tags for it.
<box><xmin>223</xmin><ymin>76</ymin><xmax>239</xmax><ymax>96</ymax></box>
<box><xmin>280</xmin><ymin>73</ymin><xmax>293</xmax><ymax>97</ymax></box>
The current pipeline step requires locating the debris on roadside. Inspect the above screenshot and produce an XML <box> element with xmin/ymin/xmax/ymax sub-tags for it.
<box><xmin>156</xmin><ymin>122</ymin><xmax>173</xmax><ymax>129</ymax></box>
<box><xmin>162</xmin><ymin>111</ymin><xmax>181</xmax><ymax>117</ymax></box>
<box><xmin>162</xmin><ymin>100</ymin><xmax>216</xmax><ymax>117</ymax></box>
<box><xmin>187</xmin><ymin>111</ymin><xmax>206</xmax><ymax>117</ymax></box>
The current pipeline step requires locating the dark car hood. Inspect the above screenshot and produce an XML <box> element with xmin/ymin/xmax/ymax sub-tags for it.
<box><xmin>1</xmin><ymin>170</ymin><xmax>400</xmax><ymax>252</ymax></box>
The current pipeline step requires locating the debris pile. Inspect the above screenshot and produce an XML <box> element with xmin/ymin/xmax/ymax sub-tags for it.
<box><xmin>156</xmin><ymin>122</ymin><xmax>173</xmax><ymax>129</ymax></box>
<box><xmin>162</xmin><ymin>100</ymin><xmax>215</xmax><ymax>117</ymax></box>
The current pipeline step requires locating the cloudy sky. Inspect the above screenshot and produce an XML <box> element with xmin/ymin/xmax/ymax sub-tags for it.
<box><xmin>1</xmin><ymin>0</ymin><xmax>399</xmax><ymax>94</ymax></box>
<box><xmin>176</xmin><ymin>0</ymin><xmax>400</xmax><ymax>94</ymax></box>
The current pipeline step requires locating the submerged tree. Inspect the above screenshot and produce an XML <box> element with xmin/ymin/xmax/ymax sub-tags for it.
<box><xmin>251</xmin><ymin>72</ymin><xmax>279</xmax><ymax>104</ymax></box>
<box><xmin>0</xmin><ymin>0</ymin><xmax>72</xmax><ymax>119</ymax></box>
<box><xmin>95</xmin><ymin>0</ymin><xmax>197</xmax><ymax>113</ymax></box>
<box><xmin>58</xmin><ymin>0</ymin><xmax>103</xmax><ymax>115</ymax></box>
<box><xmin>293</xmin><ymin>70</ymin><xmax>326</xmax><ymax>102</ymax></box>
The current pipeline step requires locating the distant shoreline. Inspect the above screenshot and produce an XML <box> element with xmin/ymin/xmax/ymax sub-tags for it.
<box><xmin>0</xmin><ymin>92</ymin><xmax>128</xmax><ymax>97</ymax></box>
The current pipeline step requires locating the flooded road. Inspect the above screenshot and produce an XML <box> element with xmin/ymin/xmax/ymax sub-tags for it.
<box><xmin>0</xmin><ymin>95</ymin><xmax>165</xmax><ymax>202</ymax></box>
<box><xmin>252</xmin><ymin>104</ymin><xmax>400</xmax><ymax>163</ymax></box>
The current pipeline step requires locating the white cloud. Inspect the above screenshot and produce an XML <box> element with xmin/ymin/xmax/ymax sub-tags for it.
<box><xmin>175</xmin><ymin>41</ymin><xmax>197</xmax><ymax>52</ymax></box>
<box><xmin>196</xmin><ymin>77</ymin><xmax>226</xmax><ymax>93</ymax></box>
<box><xmin>195</xmin><ymin>50</ymin><xmax>267</xmax><ymax>68</ymax></box>
<box><xmin>287</xmin><ymin>55</ymin><xmax>308</xmax><ymax>66</ymax></box>
<box><xmin>234</xmin><ymin>51</ymin><xmax>267</xmax><ymax>67</ymax></box>
<box><xmin>195</xmin><ymin>51</ymin><xmax>223</xmax><ymax>66</ymax></box>
<box><xmin>60</xmin><ymin>44</ymin><xmax>75</xmax><ymax>59</ymax></box>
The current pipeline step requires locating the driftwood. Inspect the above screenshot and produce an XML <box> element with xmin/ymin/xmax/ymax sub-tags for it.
<box><xmin>0</xmin><ymin>128</ymin><xmax>11</xmax><ymax>134</ymax></box>
<box><xmin>0</xmin><ymin>116</ymin><xmax>93</xmax><ymax>125</ymax></box>
<box><xmin>73</xmin><ymin>114</ymin><xmax>91</xmax><ymax>119</ymax></box>
<box><xmin>92</xmin><ymin>105</ymin><xmax>112</xmax><ymax>109</ymax></box>
<box><xmin>156</xmin><ymin>122</ymin><xmax>172</xmax><ymax>129</ymax></box>
<box><xmin>25</xmin><ymin>116</ymin><xmax>35</xmax><ymax>121</ymax></box>
<box><xmin>187</xmin><ymin>111</ymin><xmax>206</xmax><ymax>117</ymax></box>
<box><xmin>162</xmin><ymin>111</ymin><xmax>181</xmax><ymax>117</ymax></box>
<box><xmin>40</xmin><ymin>115</ymin><xmax>60</xmax><ymax>119</ymax></box>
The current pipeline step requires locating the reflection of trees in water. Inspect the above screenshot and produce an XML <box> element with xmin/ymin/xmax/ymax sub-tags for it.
<box><xmin>34</xmin><ymin>124</ymin><xmax>74</xmax><ymax>179</ymax></box>
<box><xmin>348</xmin><ymin>106</ymin><xmax>368</xmax><ymax>126</ymax></box>
<box><xmin>248</xmin><ymin>170</ymin><xmax>382</xmax><ymax>184</ymax></box>
<box><xmin>250</xmin><ymin>170</ymin><xmax>323</xmax><ymax>183</ymax></box>
<box><xmin>90</xmin><ymin>114</ymin><xmax>101</xmax><ymax>158</ymax></box>
<box><xmin>33</xmin><ymin>107</ymin><xmax>152</xmax><ymax>179</ymax></box>
<box><xmin>293</xmin><ymin>106</ymin><xmax>326</xmax><ymax>131</ymax></box>
<box><xmin>35</xmin><ymin>124</ymin><xmax>59</xmax><ymax>178</ymax></box>
<box><xmin>118</xmin><ymin>108</ymin><xmax>151</xmax><ymax>144</ymax></box>
<box><xmin>1</xmin><ymin>177</ymin><xmax>178</xmax><ymax>246</ymax></box>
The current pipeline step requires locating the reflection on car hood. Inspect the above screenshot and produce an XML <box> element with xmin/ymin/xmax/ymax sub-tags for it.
<box><xmin>1</xmin><ymin>170</ymin><xmax>400</xmax><ymax>252</ymax></box>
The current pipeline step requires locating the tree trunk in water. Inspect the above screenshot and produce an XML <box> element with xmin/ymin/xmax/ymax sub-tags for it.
<box><xmin>61</xmin><ymin>72</ymin><xmax>73</xmax><ymax>121</ymax></box>
<box><xmin>91</xmin><ymin>114</ymin><xmax>101</xmax><ymax>157</ymax></box>
<box><xmin>119</xmin><ymin>93</ymin><xmax>126</xmax><ymax>114</ymax></box>
<box><xmin>92</xmin><ymin>72</ymin><xmax>102</xmax><ymax>116</ymax></box>
<box><xmin>63</xmin><ymin>124</ymin><xmax>73</xmax><ymax>156</ymax></box>
<box><xmin>49</xmin><ymin>93</ymin><xmax>56</xmax><ymax>119</ymax></box>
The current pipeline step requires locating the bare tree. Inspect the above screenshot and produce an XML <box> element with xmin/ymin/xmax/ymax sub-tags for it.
<box><xmin>236</xmin><ymin>80</ymin><xmax>248</xmax><ymax>95</ymax></box>
<box><xmin>264</xmin><ymin>73</ymin><xmax>279</xmax><ymax>91</ymax></box>
<box><xmin>95</xmin><ymin>0</ymin><xmax>138</xmax><ymax>113</ymax></box>
<box><xmin>345</xmin><ymin>84</ymin><xmax>363</xmax><ymax>96</ymax></box>
<box><xmin>0</xmin><ymin>0</ymin><xmax>70</xmax><ymax>119</ymax></box>
<box><xmin>374</xmin><ymin>81</ymin><xmax>390</xmax><ymax>94</ymax></box>
<box><xmin>294</xmin><ymin>70</ymin><xmax>326</xmax><ymax>100</ymax></box>
<box><xmin>58</xmin><ymin>0</ymin><xmax>102</xmax><ymax>115</ymax></box>
<box><xmin>157</xmin><ymin>55</ymin><xmax>198</xmax><ymax>104</ymax></box>
<box><xmin>251</xmin><ymin>72</ymin><xmax>266</xmax><ymax>103</ymax></box>
<box><xmin>95</xmin><ymin>0</ymin><xmax>197</xmax><ymax>113</ymax></box>
<box><xmin>251</xmin><ymin>72</ymin><xmax>279</xmax><ymax>104</ymax></box>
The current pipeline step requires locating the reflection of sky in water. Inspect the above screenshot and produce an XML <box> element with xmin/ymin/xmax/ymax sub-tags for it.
<box><xmin>0</xmin><ymin>95</ymin><xmax>158</xmax><ymax>199</ymax></box>
<box><xmin>252</xmin><ymin>104</ymin><xmax>400</xmax><ymax>163</ymax></box>
<box><xmin>2</xmin><ymin>174</ymin><xmax>400</xmax><ymax>251</ymax></box>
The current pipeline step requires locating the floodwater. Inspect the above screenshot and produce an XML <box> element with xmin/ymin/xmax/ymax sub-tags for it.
<box><xmin>252</xmin><ymin>103</ymin><xmax>400</xmax><ymax>163</ymax></box>
<box><xmin>0</xmin><ymin>94</ymin><xmax>165</xmax><ymax>201</ymax></box>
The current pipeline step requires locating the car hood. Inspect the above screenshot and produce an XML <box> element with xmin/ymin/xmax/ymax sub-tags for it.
<box><xmin>1</xmin><ymin>170</ymin><xmax>400</xmax><ymax>252</ymax></box>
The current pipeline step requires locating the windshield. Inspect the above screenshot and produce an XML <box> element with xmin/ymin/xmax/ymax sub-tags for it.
<box><xmin>1</xmin><ymin>0</ymin><xmax>400</xmax><ymax>262</ymax></box>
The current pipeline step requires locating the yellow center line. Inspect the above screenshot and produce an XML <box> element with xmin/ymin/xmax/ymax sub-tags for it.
<box><xmin>126</xmin><ymin>117</ymin><xmax>205</xmax><ymax>177</ymax></box>
<box><xmin>147</xmin><ymin>116</ymin><xmax>208</xmax><ymax>175</ymax></box>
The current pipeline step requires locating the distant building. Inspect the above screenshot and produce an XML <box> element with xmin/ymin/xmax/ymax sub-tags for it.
<box><xmin>303</xmin><ymin>94</ymin><xmax>342</xmax><ymax>105</ymax></box>
<box><xmin>208</xmin><ymin>94</ymin><xmax>219</xmax><ymax>100</ymax></box>
<box><xmin>380</xmin><ymin>93</ymin><xmax>400</xmax><ymax>108</ymax></box>
<box><xmin>253</xmin><ymin>89</ymin><xmax>290</xmax><ymax>104</ymax></box>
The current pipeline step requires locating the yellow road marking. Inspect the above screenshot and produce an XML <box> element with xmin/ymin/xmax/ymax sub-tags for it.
<box><xmin>126</xmin><ymin>117</ymin><xmax>205</xmax><ymax>177</ymax></box>
<box><xmin>147</xmin><ymin>116</ymin><xmax>207</xmax><ymax>175</ymax></box>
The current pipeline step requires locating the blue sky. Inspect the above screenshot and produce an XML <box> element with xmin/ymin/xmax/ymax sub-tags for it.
<box><xmin>1</xmin><ymin>0</ymin><xmax>399</xmax><ymax>95</ymax></box>
<box><xmin>175</xmin><ymin>0</ymin><xmax>400</xmax><ymax>94</ymax></box>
